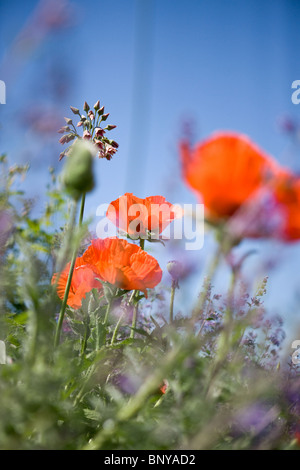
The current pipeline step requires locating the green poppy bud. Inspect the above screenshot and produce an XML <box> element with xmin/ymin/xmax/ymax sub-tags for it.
<box><xmin>61</xmin><ymin>141</ymin><xmax>95</xmax><ymax>200</ymax></box>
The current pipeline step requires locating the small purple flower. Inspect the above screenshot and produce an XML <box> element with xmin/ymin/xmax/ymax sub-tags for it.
<box><xmin>113</xmin><ymin>373</ymin><xmax>142</xmax><ymax>395</ymax></box>
<box><xmin>232</xmin><ymin>403</ymin><xmax>279</xmax><ymax>436</ymax></box>
<box><xmin>269</xmin><ymin>328</ymin><xmax>286</xmax><ymax>347</ymax></box>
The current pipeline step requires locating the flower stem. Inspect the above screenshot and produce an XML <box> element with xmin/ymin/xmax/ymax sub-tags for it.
<box><xmin>139</xmin><ymin>238</ymin><xmax>145</xmax><ymax>250</ymax></box>
<box><xmin>81</xmin><ymin>317</ymin><xmax>90</xmax><ymax>357</ymax></box>
<box><xmin>192</xmin><ymin>244</ymin><xmax>222</xmax><ymax>321</ymax></box>
<box><xmin>54</xmin><ymin>202</ymin><xmax>77</xmax><ymax>348</ymax></box>
<box><xmin>79</xmin><ymin>192</ymin><xmax>86</xmax><ymax>226</ymax></box>
<box><xmin>111</xmin><ymin>311</ymin><xmax>125</xmax><ymax>346</ymax></box>
<box><xmin>130</xmin><ymin>297</ymin><xmax>139</xmax><ymax>339</ymax></box>
<box><xmin>103</xmin><ymin>299</ymin><xmax>112</xmax><ymax>327</ymax></box>
<box><xmin>54</xmin><ymin>251</ymin><xmax>77</xmax><ymax>347</ymax></box>
<box><xmin>169</xmin><ymin>281</ymin><xmax>176</xmax><ymax>324</ymax></box>
<box><xmin>54</xmin><ymin>193</ymin><xmax>86</xmax><ymax>348</ymax></box>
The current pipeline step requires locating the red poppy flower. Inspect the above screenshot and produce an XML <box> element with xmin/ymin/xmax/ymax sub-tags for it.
<box><xmin>52</xmin><ymin>258</ymin><xmax>103</xmax><ymax>309</ymax></box>
<box><xmin>271</xmin><ymin>172</ymin><xmax>300</xmax><ymax>241</ymax></box>
<box><xmin>81</xmin><ymin>237</ymin><xmax>162</xmax><ymax>295</ymax></box>
<box><xmin>180</xmin><ymin>132</ymin><xmax>280</xmax><ymax>221</ymax></box>
<box><xmin>106</xmin><ymin>193</ymin><xmax>180</xmax><ymax>238</ymax></box>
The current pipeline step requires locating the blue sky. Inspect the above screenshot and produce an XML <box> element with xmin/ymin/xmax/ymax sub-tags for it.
<box><xmin>1</xmin><ymin>0</ymin><xmax>300</xmax><ymax>338</ymax></box>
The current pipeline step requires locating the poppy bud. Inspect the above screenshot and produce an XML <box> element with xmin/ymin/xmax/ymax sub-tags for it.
<box><xmin>61</xmin><ymin>141</ymin><xmax>95</xmax><ymax>200</ymax></box>
<box><xmin>98</xmin><ymin>106</ymin><xmax>105</xmax><ymax>115</ymax></box>
<box><xmin>105</xmin><ymin>124</ymin><xmax>117</xmax><ymax>131</ymax></box>
<box><xmin>167</xmin><ymin>260</ymin><xmax>183</xmax><ymax>282</ymax></box>
<box><xmin>101</xmin><ymin>113</ymin><xmax>110</xmax><ymax>121</ymax></box>
<box><xmin>94</xmin><ymin>100</ymin><xmax>100</xmax><ymax>110</ymax></box>
<box><xmin>83</xmin><ymin>101</ymin><xmax>90</xmax><ymax>112</ymax></box>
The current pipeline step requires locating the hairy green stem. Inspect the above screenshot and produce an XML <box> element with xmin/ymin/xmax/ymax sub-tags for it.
<box><xmin>103</xmin><ymin>299</ymin><xmax>113</xmax><ymax>327</ymax></box>
<box><xmin>130</xmin><ymin>301</ymin><xmax>139</xmax><ymax>339</ymax></box>
<box><xmin>95</xmin><ymin>312</ymin><xmax>101</xmax><ymax>352</ymax></box>
<box><xmin>169</xmin><ymin>281</ymin><xmax>176</xmax><ymax>324</ymax></box>
<box><xmin>73</xmin><ymin>363</ymin><xmax>97</xmax><ymax>407</ymax></box>
<box><xmin>27</xmin><ymin>300</ymin><xmax>39</xmax><ymax>364</ymax></box>
<box><xmin>81</xmin><ymin>317</ymin><xmax>90</xmax><ymax>357</ymax></box>
<box><xmin>127</xmin><ymin>236</ymin><xmax>145</xmax><ymax>338</ymax></box>
<box><xmin>192</xmin><ymin>244</ymin><xmax>222</xmax><ymax>322</ymax></box>
<box><xmin>54</xmin><ymin>193</ymin><xmax>86</xmax><ymax>348</ymax></box>
<box><xmin>78</xmin><ymin>192</ymin><xmax>86</xmax><ymax>226</ymax></box>
<box><xmin>111</xmin><ymin>311</ymin><xmax>125</xmax><ymax>346</ymax></box>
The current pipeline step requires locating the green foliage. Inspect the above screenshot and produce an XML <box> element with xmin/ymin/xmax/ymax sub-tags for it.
<box><xmin>0</xmin><ymin>153</ymin><xmax>298</xmax><ymax>451</ymax></box>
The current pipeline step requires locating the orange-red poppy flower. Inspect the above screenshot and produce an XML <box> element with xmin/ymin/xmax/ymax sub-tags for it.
<box><xmin>52</xmin><ymin>258</ymin><xmax>103</xmax><ymax>309</ymax></box>
<box><xmin>81</xmin><ymin>237</ymin><xmax>162</xmax><ymax>295</ymax></box>
<box><xmin>180</xmin><ymin>132</ymin><xmax>280</xmax><ymax>222</ymax></box>
<box><xmin>271</xmin><ymin>172</ymin><xmax>300</xmax><ymax>241</ymax></box>
<box><xmin>106</xmin><ymin>193</ymin><xmax>180</xmax><ymax>239</ymax></box>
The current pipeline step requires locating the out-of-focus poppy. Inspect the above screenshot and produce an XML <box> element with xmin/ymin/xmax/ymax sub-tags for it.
<box><xmin>106</xmin><ymin>193</ymin><xmax>180</xmax><ymax>239</ymax></box>
<box><xmin>180</xmin><ymin>132</ymin><xmax>280</xmax><ymax>222</ymax></box>
<box><xmin>159</xmin><ymin>379</ymin><xmax>169</xmax><ymax>394</ymax></box>
<box><xmin>208</xmin><ymin>163</ymin><xmax>300</xmax><ymax>242</ymax></box>
<box><xmin>81</xmin><ymin>237</ymin><xmax>162</xmax><ymax>295</ymax></box>
<box><xmin>271</xmin><ymin>172</ymin><xmax>300</xmax><ymax>241</ymax></box>
<box><xmin>52</xmin><ymin>258</ymin><xmax>102</xmax><ymax>309</ymax></box>
<box><xmin>225</xmin><ymin>185</ymin><xmax>284</xmax><ymax>241</ymax></box>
